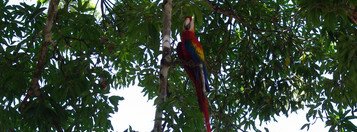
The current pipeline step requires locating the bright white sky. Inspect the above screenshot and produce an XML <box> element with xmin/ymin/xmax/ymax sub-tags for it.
<box><xmin>6</xmin><ymin>0</ymin><xmax>339</xmax><ymax>131</ymax></box>
<box><xmin>110</xmin><ymin>85</ymin><xmax>328</xmax><ymax>132</ymax></box>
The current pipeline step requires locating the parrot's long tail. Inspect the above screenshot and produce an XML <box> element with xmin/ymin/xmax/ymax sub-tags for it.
<box><xmin>184</xmin><ymin>66</ymin><xmax>211</xmax><ymax>132</ymax></box>
<box><xmin>194</xmin><ymin>79</ymin><xmax>211</xmax><ymax>132</ymax></box>
<box><xmin>193</xmin><ymin>69</ymin><xmax>211</xmax><ymax>132</ymax></box>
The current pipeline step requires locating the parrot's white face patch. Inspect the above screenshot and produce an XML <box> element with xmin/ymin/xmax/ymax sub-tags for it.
<box><xmin>184</xmin><ymin>18</ymin><xmax>191</xmax><ymax>26</ymax></box>
<box><xmin>184</xmin><ymin>18</ymin><xmax>191</xmax><ymax>30</ymax></box>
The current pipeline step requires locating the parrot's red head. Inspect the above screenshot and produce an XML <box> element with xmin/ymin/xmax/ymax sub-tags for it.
<box><xmin>184</xmin><ymin>16</ymin><xmax>194</xmax><ymax>32</ymax></box>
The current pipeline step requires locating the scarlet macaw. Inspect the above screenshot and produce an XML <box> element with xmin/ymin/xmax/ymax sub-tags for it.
<box><xmin>177</xmin><ymin>16</ymin><xmax>211</xmax><ymax>132</ymax></box>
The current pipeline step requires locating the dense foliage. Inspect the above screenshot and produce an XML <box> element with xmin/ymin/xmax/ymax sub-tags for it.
<box><xmin>0</xmin><ymin>0</ymin><xmax>356</xmax><ymax>131</ymax></box>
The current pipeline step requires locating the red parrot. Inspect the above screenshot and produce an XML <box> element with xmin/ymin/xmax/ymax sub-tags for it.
<box><xmin>177</xmin><ymin>16</ymin><xmax>211</xmax><ymax>132</ymax></box>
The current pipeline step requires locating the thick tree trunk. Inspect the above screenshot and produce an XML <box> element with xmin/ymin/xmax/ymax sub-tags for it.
<box><xmin>153</xmin><ymin>0</ymin><xmax>172</xmax><ymax>131</ymax></box>
<box><xmin>32</xmin><ymin>0</ymin><xmax>60</xmax><ymax>96</ymax></box>
<box><xmin>20</xmin><ymin>0</ymin><xmax>61</xmax><ymax>131</ymax></box>
<box><xmin>20</xmin><ymin>0</ymin><xmax>59</xmax><ymax>115</ymax></box>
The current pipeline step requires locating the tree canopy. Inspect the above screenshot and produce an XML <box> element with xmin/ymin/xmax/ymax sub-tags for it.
<box><xmin>0</xmin><ymin>0</ymin><xmax>356</xmax><ymax>131</ymax></box>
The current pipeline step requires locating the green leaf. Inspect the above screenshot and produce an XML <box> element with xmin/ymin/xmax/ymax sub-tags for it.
<box><xmin>109</xmin><ymin>96</ymin><xmax>124</xmax><ymax>112</ymax></box>
<box><xmin>300</xmin><ymin>123</ymin><xmax>310</xmax><ymax>131</ymax></box>
<box><xmin>264</xmin><ymin>127</ymin><xmax>270</xmax><ymax>132</ymax></box>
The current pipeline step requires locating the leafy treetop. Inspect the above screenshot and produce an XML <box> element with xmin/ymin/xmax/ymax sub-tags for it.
<box><xmin>0</xmin><ymin>0</ymin><xmax>356</xmax><ymax>131</ymax></box>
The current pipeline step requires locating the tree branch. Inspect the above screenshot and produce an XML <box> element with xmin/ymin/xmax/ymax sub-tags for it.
<box><xmin>349</xmin><ymin>7</ymin><xmax>357</xmax><ymax>24</ymax></box>
<box><xmin>204</xmin><ymin>0</ymin><xmax>284</xmax><ymax>34</ymax></box>
<box><xmin>22</xmin><ymin>0</ymin><xmax>62</xmax><ymax>131</ymax></box>
<box><xmin>20</xmin><ymin>0</ymin><xmax>59</xmax><ymax>116</ymax></box>
<box><xmin>204</xmin><ymin>0</ymin><xmax>243</xmax><ymax>22</ymax></box>
<box><xmin>153</xmin><ymin>0</ymin><xmax>172</xmax><ymax>131</ymax></box>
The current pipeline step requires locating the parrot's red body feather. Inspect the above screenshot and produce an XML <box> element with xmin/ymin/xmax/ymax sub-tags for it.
<box><xmin>177</xmin><ymin>17</ymin><xmax>211</xmax><ymax>132</ymax></box>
